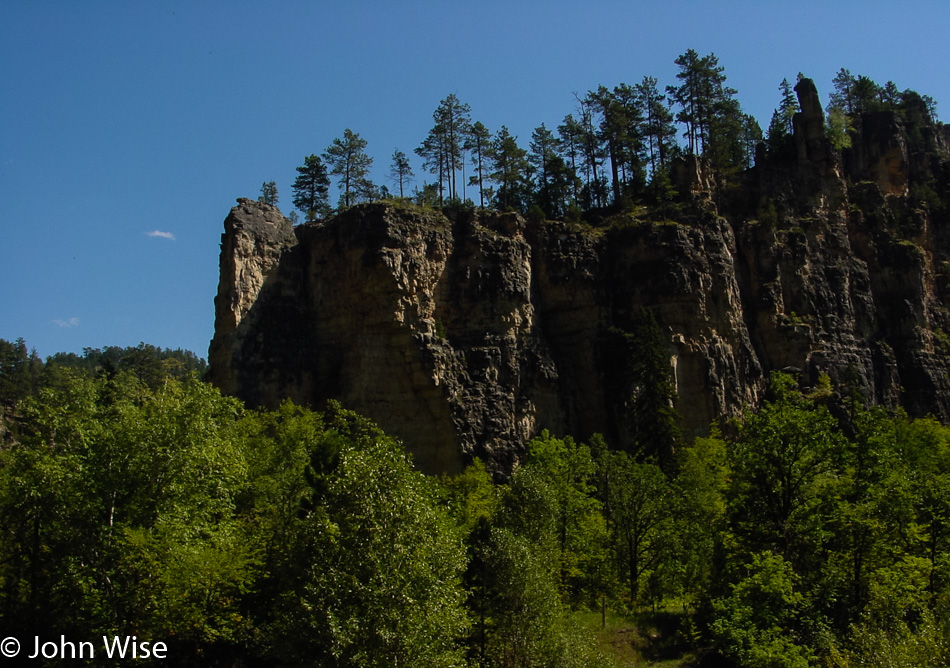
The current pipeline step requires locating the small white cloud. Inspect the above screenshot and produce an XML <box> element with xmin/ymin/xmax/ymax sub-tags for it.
<box><xmin>146</xmin><ymin>230</ymin><xmax>176</xmax><ymax>240</ymax></box>
<box><xmin>54</xmin><ymin>317</ymin><xmax>80</xmax><ymax>328</ymax></box>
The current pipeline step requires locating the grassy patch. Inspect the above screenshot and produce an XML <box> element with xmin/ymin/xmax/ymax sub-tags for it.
<box><xmin>573</xmin><ymin>608</ymin><xmax>703</xmax><ymax>667</ymax></box>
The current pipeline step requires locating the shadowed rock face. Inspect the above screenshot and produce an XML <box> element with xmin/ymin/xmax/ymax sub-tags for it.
<box><xmin>210</xmin><ymin>80</ymin><xmax>950</xmax><ymax>476</ymax></box>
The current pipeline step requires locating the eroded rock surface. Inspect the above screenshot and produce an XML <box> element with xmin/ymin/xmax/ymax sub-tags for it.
<box><xmin>210</xmin><ymin>80</ymin><xmax>950</xmax><ymax>475</ymax></box>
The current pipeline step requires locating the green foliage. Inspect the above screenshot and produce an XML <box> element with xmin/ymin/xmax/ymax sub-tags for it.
<box><xmin>674</xmin><ymin>432</ymin><xmax>729</xmax><ymax>605</ymax></box>
<box><xmin>827</xmin><ymin>106</ymin><xmax>854</xmax><ymax>150</ymax></box>
<box><xmin>598</xmin><ymin>449</ymin><xmax>674</xmax><ymax>606</ymax></box>
<box><xmin>254</xmin><ymin>404</ymin><xmax>470</xmax><ymax>667</ymax></box>
<box><xmin>0</xmin><ymin>337</ymin><xmax>42</xmax><ymax>405</ymax></box>
<box><xmin>0</xmin><ymin>371</ymin><xmax>252</xmax><ymax>655</ymax></box>
<box><xmin>711</xmin><ymin>551</ymin><xmax>813</xmax><ymax>668</ymax></box>
<box><xmin>258</xmin><ymin>180</ymin><xmax>279</xmax><ymax>206</ymax></box>
<box><xmin>292</xmin><ymin>153</ymin><xmax>332</xmax><ymax>221</ymax></box>
<box><xmin>388</xmin><ymin>148</ymin><xmax>414</xmax><ymax>198</ymax></box>
<box><xmin>759</xmin><ymin>198</ymin><xmax>780</xmax><ymax>229</ymax></box>
<box><xmin>728</xmin><ymin>372</ymin><xmax>848</xmax><ymax>565</ymax></box>
<box><xmin>838</xmin><ymin>606</ymin><xmax>950</xmax><ymax>667</ymax></box>
<box><xmin>0</xmin><ymin>368</ymin><xmax>470</xmax><ymax>666</ymax></box>
<box><xmin>416</xmin><ymin>94</ymin><xmax>472</xmax><ymax>204</ymax></box>
<box><xmin>0</xmin><ymin>339</ymin><xmax>209</xmax><ymax>402</ymax></box>
<box><xmin>489</xmin><ymin>125</ymin><xmax>531</xmax><ymax>212</ymax></box>
<box><xmin>324</xmin><ymin>129</ymin><xmax>374</xmax><ymax>208</ymax></box>
<box><xmin>5</xmin><ymin>340</ymin><xmax>950</xmax><ymax>666</ymax></box>
<box><xmin>607</xmin><ymin>309</ymin><xmax>682</xmax><ymax>469</ymax></box>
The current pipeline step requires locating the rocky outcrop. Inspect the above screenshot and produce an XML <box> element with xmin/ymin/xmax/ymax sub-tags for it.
<box><xmin>209</xmin><ymin>198</ymin><xmax>297</xmax><ymax>398</ymax></box>
<box><xmin>209</xmin><ymin>79</ymin><xmax>950</xmax><ymax>475</ymax></box>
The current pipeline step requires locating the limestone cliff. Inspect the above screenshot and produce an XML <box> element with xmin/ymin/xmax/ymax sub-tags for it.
<box><xmin>209</xmin><ymin>79</ymin><xmax>950</xmax><ymax>475</ymax></box>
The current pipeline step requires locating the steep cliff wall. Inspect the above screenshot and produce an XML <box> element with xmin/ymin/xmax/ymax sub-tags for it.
<box><xmin>209</xmin><ymin>80</ymin><xmax>950</xmax><ymax>475</ymax></box>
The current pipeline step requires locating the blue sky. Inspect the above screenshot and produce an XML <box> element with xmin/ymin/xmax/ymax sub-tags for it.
<box><xmin>2</xmin><ymin>1</ymin><xmax>948</xmax><ymax>360</ymax></box>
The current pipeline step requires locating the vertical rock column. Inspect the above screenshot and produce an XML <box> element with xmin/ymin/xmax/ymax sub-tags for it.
<box><xmin>208</xmin><ymin>199</ymin><xmax>297</xmax><ymax>395</ymax></box>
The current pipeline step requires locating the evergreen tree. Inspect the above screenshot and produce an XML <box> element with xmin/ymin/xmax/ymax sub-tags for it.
<box><xmin>530</xmin><ymin>123</ymin><xmax>576</xmax><ymax>218</ymax></box>
<box><xmin>669</xmin><ymin>50</ymin><xmax>754</xmax><ymax>172</ymax></box>
<box><xmin>258</xmin><ymin>181</ymin><xmax>279</xmax><ymax>207</ymax></box>
<box><xmin>0</xmin><ymin>338</ymin><xmax>42</xmax><ymax>405</ymax></box>
<box><xmin>291</xmin><ymin>154</ymin><xmax>331</xmax><ymax>222</ymax></box>
<box><xmin>609</xmin><ymin>309</ymin><xmax>681</xmax><ymax>470</ymax></box>
<box><xmin>667</xmin><ymin>49</ymin><xmax>708</xmax><ymax>155</ymax></box>
<box><xmin>389</xmin><ymin>149</ymin><xmax>414</xmax><ymax>198</ymax></box>
<box><xmin>436</xmin><ymin>94</ymin><xmax>472</xmax><ymax>200</ymax></box>
<box><xmin>574</xmin><ymin>94</ymin><xmax>607</xmax><ymax>209</ymax></box>
<box><xmin>635</xmin><ymin>76</ymin><xmax>678</xmax><ymax>178</ymax></box>
<box><xmin>668</xmin><ymin>49</ymin><xmax>733</xmax><ymax>159</ymax></box>
<box><xmin>828</xmin><ymin>67</ymin><xmax>856</xmax><ymax>113</ymax></box>
<box><xmin>629</xmin><ymin>309</ymin><xmax>681</xmax><ymax>471</ymax></box>
<box><xmin>556</xmin><ymin>114</ymin><xmax>585</xmax><ymax>208</ymax></box>
<box><xmin>415</xmin><ymin>125</ymin><xmax>448</xmax><ymax>204</ymax></box>
<box><xmin>464</xmin><ymin>120</ymin><xmax>492</xmax><ymax>208</ymax></box>
<box><xmin>417</xmin><ymin>95</ymin><xmax>471</xmax><ymax>202</ymax></box>
<box><xmin>777</xmin><ymin>78</ymin><xmax>799</xmax><ymax>135</ymax></box>
<box><xmin>324</xmin><ymin>129</ymin><xmax>373</xmax><ymax>209</ymax></box>
<box><xmin>737</xmin><ymin>112</ymin><xmax>763</xmax><ymax>168</ymax></box>
<box><xmin>488</xmin><ymin>126</ymin><xmax>530</xmax><ymax>212</ymax></box>
<box><xmin>588</xmin><ymin>83</ymin><xmax>644</xmax><ymax>205</ymax></box>
<box><xmin>766</xmin><ymin>78</ymin><xmax>799</xmax><ymax>155</ymax></box>
<box><xmin>851</xmin><ymin>75</ymin><xmax>883</xmax><ymax>113</ymax></box>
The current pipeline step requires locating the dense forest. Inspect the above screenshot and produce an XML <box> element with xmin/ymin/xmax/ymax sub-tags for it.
<box><xmin>3</xmin><ymin>51</ymin><xmax>950</xmax><ymax>667</ymax></box>
<box><xmin>2</xmin><ymin>339</ymin><xmax>949</xmax><ymax>666</ymax></box>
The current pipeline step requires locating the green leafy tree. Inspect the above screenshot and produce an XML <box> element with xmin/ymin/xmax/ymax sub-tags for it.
<box><xmin>0</xmin><ymin>371</ymin><xmax>255</xmax><ymax>655</ymax></box>
<box><xmin>292</xmin><ymin>154</ymin><xmax>331</xmax><ymax>221</ymax></box>
<box><xmin>728</xmin><ymin>372</ymin><xmax>848</xmax><ymax>568</ymax></box>
<box><xmin>598</xmin><ymin>450</ymin><xmax>674</xmax><ymax>606</ymax></box>
<box><xmin>827</xmin><ymin>106</ymin><xmax>854</xmax><ymax>150</ymax></box>
<box><xmin>710</xmin><ymin>551</ymin><xmax>812</xmax><ymax>668</ymax></box>
<box><xmin>324</xmin><ymin>129</ymin><xmax>374</xmax><ymax>208</ymax></box>
<box><xmin>475</xmin><ymin>462</ymin><xmax>611</xmax><ymax>667</ymax></box>
<box><xmin>673</xmin><ymin>432</ymin><xmax>729</xmax><ymax>608</ymax></box>
<box><xmin>524</xmin><ymin>432</ymin><xmax>607</xmax><ymax>604</ymax></box>
<box><xmin>268</xmin><ymin>405</ymin><xmax>470</xmax><ymax>667</ymax></box>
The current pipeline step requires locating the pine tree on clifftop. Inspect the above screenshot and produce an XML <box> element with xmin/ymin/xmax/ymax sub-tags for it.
<box><xmin>292</xmin><ymin>154</ymin><xmax>331</xmax><ymax>222</ymax></box>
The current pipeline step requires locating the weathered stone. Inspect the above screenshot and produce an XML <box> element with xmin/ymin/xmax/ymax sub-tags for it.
<box><xmin>209</xmin><ymin>93</ymin><xmax>950</xmax><ymax>476</ymax></box>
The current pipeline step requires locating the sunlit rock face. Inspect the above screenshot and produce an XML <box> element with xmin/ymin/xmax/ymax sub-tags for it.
<box><xmin>210</xmin><ymin>80</ymin><xmax>950</xmax><ymax>476</ymax></box>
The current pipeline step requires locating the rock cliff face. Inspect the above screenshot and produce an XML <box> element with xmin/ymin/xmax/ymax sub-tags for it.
<box><xmin>209</xmin><ymin>80</ymin><xmax>950</xmax><ymax>475</ymax></box>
